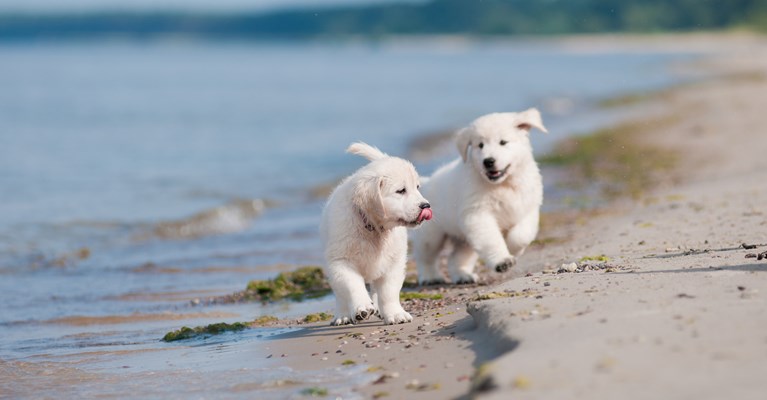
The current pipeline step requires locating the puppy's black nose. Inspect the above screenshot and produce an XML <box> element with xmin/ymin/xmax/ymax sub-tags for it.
<box><xmin>483</xmin><ymin>157</ymin><xmax>496</xmax><ymax>168</ymax></box>
<box><xmin>419</xmin><ymin>202</ymin><xmax>431</xmax><ymax>209</ymax></box>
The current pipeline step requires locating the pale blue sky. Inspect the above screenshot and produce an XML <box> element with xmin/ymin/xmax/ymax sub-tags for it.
<box><xmin>0</xmin><ymin>0</ymin><xmax>422</xmax><ymax>13</ymax></box>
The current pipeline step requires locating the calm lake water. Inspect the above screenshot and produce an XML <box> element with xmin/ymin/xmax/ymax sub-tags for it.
<box><xmin>0</xmin><ymin>39</ymin><xmax>696</xmax><ymax>398</ymax></box>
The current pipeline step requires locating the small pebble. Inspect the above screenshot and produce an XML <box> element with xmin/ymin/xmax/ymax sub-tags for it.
<box><xmin>561</xmin><ymin>262</ymin><xmax>578</xmax><ymax>272</ymax></box>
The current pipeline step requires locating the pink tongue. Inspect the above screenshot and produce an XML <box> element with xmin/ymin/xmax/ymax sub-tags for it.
<box><xmin>417</xmin><ymin>208</ymin><xmax>433</xmax><ymax>223</ymax></box>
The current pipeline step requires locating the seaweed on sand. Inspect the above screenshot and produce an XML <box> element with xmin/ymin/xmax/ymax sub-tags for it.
<box><xmin>303</xmin><ymin>312</ymin><xmax>333</xmax><ymax>323</ymax></box>
<box><xmin>240</xmin><ymin>266</ymin><xmax>331</xmax><ymax>302</ymax></box>
<box><xmin>539</xmin><ymin>120</ymin><xmax>677</xmax><ymax>200</ymax></box>
<box><xmin>162</xmin><ymin>322</ymin><xmax>248</xmax><ymax>342</ymax></box>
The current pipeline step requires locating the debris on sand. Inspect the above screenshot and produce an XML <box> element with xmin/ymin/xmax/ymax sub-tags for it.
<box><xmin>560</xmin><ymin>262</ymin><xmax>578</xmax><ymax>272</ymax></box>
<box><xmin>469</xmin><ymin>289</ymin><xmax>539</xmax><ymax>302</ymax></box>
<box><xmin>556</xmin><ymin>260</ymin><xmax>628</xmax><ymax>274</ymax></box>
<box><xmin>405</xmin><ymin>379</ymin><xmax>440</xmax><ymax>391</ymax></box>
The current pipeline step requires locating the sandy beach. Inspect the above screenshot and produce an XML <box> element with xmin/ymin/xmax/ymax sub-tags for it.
<box><xmin>266</xmin><ymin>33</ymin><xmax>767</xmax><ymax>399</ymax></box>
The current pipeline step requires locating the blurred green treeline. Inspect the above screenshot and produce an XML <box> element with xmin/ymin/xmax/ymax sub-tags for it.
<box><xmin>1</xmin><ymin>0</ymin><xmax>766</xmax><ymax>40</ymax></box>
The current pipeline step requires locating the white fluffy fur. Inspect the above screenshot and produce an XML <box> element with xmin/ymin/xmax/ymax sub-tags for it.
<box><xmin>412</xmin><ymin>109</ymin><xmax>547</xmax><ymax>284</ymax></box>
<box><xmin>321</xmin><ymin>142</ymin><xmax>430</xmax><ymax>325</ymax></box>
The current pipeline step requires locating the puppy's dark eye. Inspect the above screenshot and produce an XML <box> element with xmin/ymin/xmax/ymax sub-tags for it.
<box><xmin>500</xmin><ymin>140</ymin><xmax>508</xmax><ymax>146</ymax></box>
<box><xmin>478</xmin><ymin>142</ymin><xmax>484</xmax><ymax>149</ymax></box>
<box><xmin>396</xmin><ymin>188</ymin><xmax>407</xmax><ymax>194</ymax></box>
<box><xmin>417</xmin><ymin>185</ymin><xmax>420</xmax><ymax>189</ymax></box>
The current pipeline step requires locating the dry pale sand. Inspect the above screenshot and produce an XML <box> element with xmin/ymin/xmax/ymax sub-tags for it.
<box><xmin>270</xmin><ymin>33</ymin><xmax>767</xmax><ymax>400</ymax></box>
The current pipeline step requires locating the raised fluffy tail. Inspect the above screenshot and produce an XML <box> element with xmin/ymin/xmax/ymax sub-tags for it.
<box><xmin>346</xmin><ymin>142</ymin><xmax>387</xmax><ymax>161</ymax></box>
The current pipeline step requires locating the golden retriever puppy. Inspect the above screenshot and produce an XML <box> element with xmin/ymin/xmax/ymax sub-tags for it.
<box><xmin>412</xmin><ymin>109</ymin><xmax>547</xmax><ymax>284</ymax></box>
<box><xmin>321</xmin><ymin>143</ymin><xmax>432</xmax><ymax>325</ymax></box>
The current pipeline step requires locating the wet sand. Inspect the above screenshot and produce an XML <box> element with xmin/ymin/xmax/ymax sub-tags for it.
<box><xmin>271</xmin><ymin>33</ymin><xmax>767</xmax><ymax>399</ymax></box>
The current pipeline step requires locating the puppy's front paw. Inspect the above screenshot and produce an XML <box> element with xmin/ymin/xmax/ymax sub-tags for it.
<box><xmin>381</xmin><ymin>308</ymin><xmax>413</xmax><ymax>325</ymax></box>
<box><xmin>495</xmin><ymin>258</ymin><xmax>516</xmax><ymax>273</ymax></box>
<box><xmin>352</xmin><ymin>303</ymin><xmax>377</xmax><ymax>322</ymax></box>
<box><xmin>330</xmin><ymin>316</ymin><xmax>353</xmax><ymax>326</ymax></box>
<box><xmin>452</xmin><ymin>271</ymin><xmax>479</xmax><ymax>285</ymax></box>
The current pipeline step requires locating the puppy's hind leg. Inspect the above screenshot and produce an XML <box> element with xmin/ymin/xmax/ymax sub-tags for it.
<box><xmin>447</xmin><ymin>241</ymin><xmax>479</xmax><ymax>284</ymax></box>
<box><xmin>326</xmin><ymin>261</ymin><xmax>376</xmax><ymax>325</ymax></box>
<box><xmin>413</xmin><ymin>229</ymin><xmax>448</xmax><ymax>286</ymax></box>
<box><xmin>371</xmin><ymin>266</ymin><xmax>412</xmax><ymax>325</ymax></box>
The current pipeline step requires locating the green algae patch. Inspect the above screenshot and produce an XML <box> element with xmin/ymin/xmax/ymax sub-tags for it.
<box><xmin>303</xmin><ymin>312</ymin><xmax>332</xmax><ymax>323</ymax></box>
<box><xmin>512</xmin><ymin>375</ymin><xmax>532</xmax><ymax>389</ymax></box>
<box><xmin>341</xmin><ymin>359</ymin><xmax>356</xmax><ymax>366</ymax></box>
<box><xmin>531</xmin><ymin>236</ymin><xmax>565</xmax><ymax>247</ymax></box>
<box><xmin>579</xmin><ymin>255</ymin><xmax>610</xmax><ymax>263</ymax></box>
<box><xmin>470</xmin><ymin>290</ymin><xmax>539</xmax><ymax>302</ymax></box>
<box><xmin>300</xmin><ymin>387</ymin><xmax>328</xmax><ymax>397</ymax></box>
<box><xmin>162</xmin><ymin>322</ymin><xmax>248</xmax><ymax>342</ymax></box>
<box><xmin>252</xmin><ymin>315</ymin><xmax>279</xmax><ymax>325</ymax></box>
<box><xmin>400</xmin><ymin>292</ymin><xmax>444</xmax><ymax>301</ymax></box>
<box><xmin>539</xmin><ymin>119</ymin><xmax>677</xmax><ymax>200</ymax></box>
<box><xmin>599</xmin><ymin>92</ymin><xmax>657</xmax><ymax>108</ymax></box>
<box><xmin>243</xmin><ymin>266</ymin><xmax>331</xmax><ymax>302</ymax></box>
<box><xmin>598</xmin><ymin>87</ymin><xmax>676</xmax><ymax>109</ymax></box>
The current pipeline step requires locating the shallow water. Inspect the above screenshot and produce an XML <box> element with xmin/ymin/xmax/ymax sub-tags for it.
<box><xmin>0</xmin><ymin>39</ymin><xmax>699</xmax><ymax>397</ymax></box>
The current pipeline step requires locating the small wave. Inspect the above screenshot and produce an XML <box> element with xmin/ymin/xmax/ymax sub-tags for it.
<box><xmin>43</xmin><ymin>311</ymin><xmax>241</xmax><ymax>327</ymax></box>
<box><xmin>147</xmin><ymin>199</ymin><xmax>267</xmax><ymax>240</ymax></box>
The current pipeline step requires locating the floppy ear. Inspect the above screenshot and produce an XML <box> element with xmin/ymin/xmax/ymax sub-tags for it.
<box><xmin>516</xmin><ymin>108</ymin><xmax>548</xmax><ymax>134</ymax></box>
<box><xmin>352</xmin><ymin>175</ymin><xmax>386</xmax><ymax>221</ymax></box>
<box><xmin>455</xmin><ymin>127</ymin><xmax>472</xmax><ymax>163</ymax></box>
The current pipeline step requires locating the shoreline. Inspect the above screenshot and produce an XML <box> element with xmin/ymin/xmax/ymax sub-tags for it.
<box><xmin>268</xmin><ymin>33</ymin><xmax>767</xmax><ymax>399</ymax></box>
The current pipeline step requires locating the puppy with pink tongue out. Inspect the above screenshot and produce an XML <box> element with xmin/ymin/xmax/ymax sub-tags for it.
<box><xmin>320</xmin><ymin>142</ymin><xmax>432</xmax><ymax>325</ymax></box>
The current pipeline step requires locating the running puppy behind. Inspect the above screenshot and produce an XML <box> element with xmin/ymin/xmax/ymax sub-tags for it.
<box><xmin>412</xmin><ymin>109</ymin><xmax>547</xmax><ymax>285</ymax></box>
<box><xmin>320</xmin><ymin>142</ymin><xmax>432</xmax><ymax>325</ymax></box>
